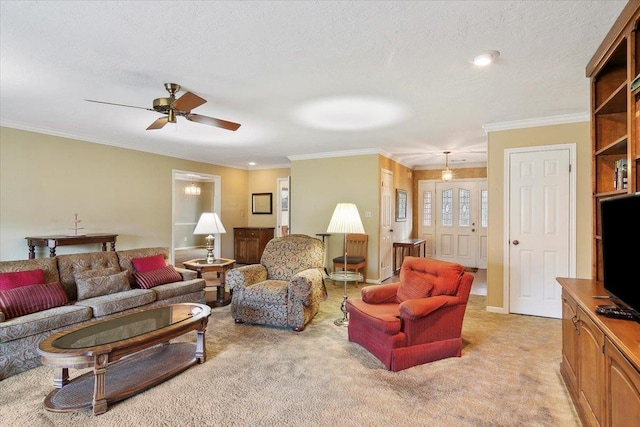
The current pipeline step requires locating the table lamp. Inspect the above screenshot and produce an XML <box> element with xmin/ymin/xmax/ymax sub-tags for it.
<box><xmin>193</xmin><ymin>212</ymin><xmax>226</xmax><ymax>264</ymax></box>
<box><xmin>327</xmin><ymin>202</ymin><xmax>365</xmax><ymax>327</ymax></box>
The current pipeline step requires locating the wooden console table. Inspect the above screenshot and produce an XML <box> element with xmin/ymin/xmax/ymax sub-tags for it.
<box><xmin>393</xmin><ymin>238</ymin><xmax>426</xmax><ymax>274</ymax></box>
<box><xmin>26</xmin><ymin>234</ymin><xmax>118</xmax><ymax>259</ymax></box>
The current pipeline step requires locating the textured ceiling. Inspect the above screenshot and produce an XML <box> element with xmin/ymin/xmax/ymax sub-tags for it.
<box><xmin>0</xmin><ymin>1</ymin><xmax>628</xmax><ymax>169</ymax></box>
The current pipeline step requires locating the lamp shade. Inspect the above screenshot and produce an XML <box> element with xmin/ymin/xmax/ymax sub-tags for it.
<box><xmin>327</xmin><ymin>203</ymin><xmax>365</xmax><ymax>234</ymax></box>
<box><xmin>193</xmin><ymin>212</ymin><xmax>226</xmax><ymax>235</ymax></box>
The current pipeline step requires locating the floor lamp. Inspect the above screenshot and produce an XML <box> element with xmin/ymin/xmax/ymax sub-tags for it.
<box><xmin>193</xmin><ymin>212</ymin><xmax>226</xmax><ymax>264</ymax></box>
<box><xmin>327</xmin><ymin>202</ymin><xmax>365</xmax><ymax>327</ymax></box>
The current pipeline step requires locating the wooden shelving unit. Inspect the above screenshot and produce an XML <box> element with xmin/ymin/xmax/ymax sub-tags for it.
<box><xmin>587</xmin><ymin>0</ymin><xmax>640</xmax><ymax>281</ymax></box>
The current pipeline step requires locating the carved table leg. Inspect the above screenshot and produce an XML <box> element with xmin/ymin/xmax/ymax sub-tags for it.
<box><xmin>53</xmin><ymin>367</ymin><xmax>69</xmax><ymax>389</ymax></box>
<box><xmin>92</xmin><ymin>354</ymin><xmax>109</xmax><ymax>415</ymax></box>
<box><xmin>28</xmin><ymin>245</ymin><xmax>35</xmax><ymax>259</ymax></box>
<box><xmin>196</xmin><ymin>320</ymin><xmax>207</xmax><ymax>363</ymax></box>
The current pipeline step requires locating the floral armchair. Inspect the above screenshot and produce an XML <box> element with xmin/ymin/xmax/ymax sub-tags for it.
<box><xmin>226</xmin><ymin>234</ymin><xmax>326</xmax><ymax>331</ymax></box>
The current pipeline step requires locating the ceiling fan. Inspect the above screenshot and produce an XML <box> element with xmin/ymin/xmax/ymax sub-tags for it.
<box><xmin>86</xmin><ymin>83</ymin><xmax>241</xmax><ymax>131</ymax></box>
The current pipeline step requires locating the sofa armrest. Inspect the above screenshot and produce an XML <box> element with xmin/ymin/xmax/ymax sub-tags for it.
<box><xmin>289</xmin><ymin>268</ymin><xmax>325</xmax><ymax>303</ymax></box>
<box><xmin>174</xmin><ymin>267</ymin><xmax>197</xmax><ymax>281</ymax></box>
<box><xmin>361</xmin><ymin>283</ymin><xmax>399</xmax><ymax>304</ymax></box>
<box><xmin>226</xmin><ymin>264</ymin><xmax>267</xmax><ymax>291</ymax></box>
<box><xmin>399</xmin><ymin>295</ymin><xmax>451</xmax><ymax>320</ymax></box>
<box><xmin>0</xmin><ymin>310</ymin><xmax>4</xmax><ymax>323</ymax></box>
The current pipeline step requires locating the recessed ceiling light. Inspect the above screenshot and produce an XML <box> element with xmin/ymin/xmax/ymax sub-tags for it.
<box><xmin>473</xmin><ymin>50</ymin><xmax>500</xmax><ymax>67</ymax></box>
<box><xmin>248</xmin><ymin>162</ymin><xmax>256</xmax><ymax>166</ymax></box>
<box><xmin>292</xmin><ymin>96</ymin><xmax>410</xmax><ymax>131</ymax></box>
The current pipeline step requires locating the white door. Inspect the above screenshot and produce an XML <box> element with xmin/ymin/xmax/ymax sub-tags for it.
<box><xmin>478</xmin><ymin>180</ymin><xmax>488</xmax><ymax>269</ymax></box>
<box><xmin>508</xmin><ymin>148</ymin><xmax>571</xmax><ymax>319</ymax></box>
<box><xmin>417</xmin><ymin>180</ymin><xmax>435</xmax><ymax>258</ymax></box>
<box><xmin>276</xmin><ymin>177</ymin><xmax>290</xmax><ymax>236</ymax></box>
<box><xmin>379</xmin><ymin>169</ymin><xmax>394</xmax><ymax>281</ymax></box>
<box><xmin>435</xmin><ymin>181</ymin><xmax>477</xmax><ymax>266</ymax></box>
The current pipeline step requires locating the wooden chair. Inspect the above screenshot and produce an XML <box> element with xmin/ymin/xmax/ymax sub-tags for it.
<box><xmin>332</xmin><ymin>233</ymin><xmax>367</xmax><ymax>287</ymax></box>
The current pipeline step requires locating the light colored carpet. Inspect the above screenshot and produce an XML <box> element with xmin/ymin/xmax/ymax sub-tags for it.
<box><xmin>0</xmin><ymin>282</ymin><xmax>580</xmax><ymax>426</ymax></box>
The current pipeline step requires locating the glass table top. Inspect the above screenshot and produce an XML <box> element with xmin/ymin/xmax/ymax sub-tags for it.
<box><xmin>52</xmin><ymin>304</ymin><xmax>207</xmax><ymax>350</ymax></box>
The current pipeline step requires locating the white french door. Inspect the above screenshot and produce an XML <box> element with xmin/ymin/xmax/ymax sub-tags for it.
<box><xmin>418</xmin><ymin>179</ymin><xmax>487</xmax><ymax>269</ymax></box>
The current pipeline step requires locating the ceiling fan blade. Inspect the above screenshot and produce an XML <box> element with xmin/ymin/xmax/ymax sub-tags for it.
<box><xmin>147</xmin><ymin>117</ymin><xmax>169</xmax><ymax>130</ymax></box>
<box><xmin>186</xmin><ymin>114</ymin><xmax>241</xmax><ymax>131</ymax></box>
<box><xmin>85</xmin><ymin>99</ymin><xmax>152</xmax><ymax>111</ymax></box>
<box><xmin>172</xmin><ymin>91</ymin><xmax>206</xmax><ymax>112</ymax></box>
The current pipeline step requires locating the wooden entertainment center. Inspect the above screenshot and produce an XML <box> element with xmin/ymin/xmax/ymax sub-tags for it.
<box><xmin>556</xmin><ymin>2</ymin><xmax>640</xmax><ymax>425</ymax></box>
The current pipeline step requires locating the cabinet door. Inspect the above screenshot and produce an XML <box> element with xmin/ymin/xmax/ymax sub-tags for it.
<box><xmin>561</xmin><ymin>291</ymin><xmax>579</xmax><ymax>397</ymax></box>
<box><xmin>578</xmin><ymin>308</ymin><xmax>605</xmax><ymax>426</ymax></box>
<box><xmin>245</xmin><ymin>238</ymin><xmax>260</xmax><ymax>264</ymax></box>
<box><xmin>605</xmin><ymin>337</ymin><xmax>640</xmax><ymax>427</ymax></box>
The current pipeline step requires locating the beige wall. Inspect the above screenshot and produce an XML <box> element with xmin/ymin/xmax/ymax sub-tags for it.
<box><xmin>486</xmin><ymin>121</ymin><xmax>592</xmax><ymax>309</ymax></box>
<box><xmin>247</xmin><ymin>168</ymin><xmax>290</xmax><ymax>228</ymax></box>
<box><xmin>0</xmin><ymin>127</ymin><xmax>248</xmax><ymax>261</ymax></box>
<box><xmin>291</xmin><ymin>155</ymin><xmax>380</xmax><ymax>280</ymax></box>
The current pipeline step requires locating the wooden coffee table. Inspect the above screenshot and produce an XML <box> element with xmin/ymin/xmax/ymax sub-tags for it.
<box><xmin>183</xmin><ymin>258</ymin><xmax>236</xmax><ymax>307</ymax></box>
<box><xmin>38</xmin><ymin>303</ymin><xmax>211</xmax><ymax>415</ymax></box>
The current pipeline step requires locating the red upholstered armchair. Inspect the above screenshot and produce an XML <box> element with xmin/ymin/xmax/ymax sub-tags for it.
<box><xmin>346</xmin><ymin>256</ymin><xmax>474</xmax><ymax>371</ymax></box>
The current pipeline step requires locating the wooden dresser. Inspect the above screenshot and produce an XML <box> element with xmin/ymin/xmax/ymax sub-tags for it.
<box><xmin>557</xmin><ymin>277</ymin><xmax>640</xmax><ymax>426</ymax></box>
<box><xmin>233</xmin><ymin>227</ymin><xmax>274</xmax><ymax>264</ymax></box>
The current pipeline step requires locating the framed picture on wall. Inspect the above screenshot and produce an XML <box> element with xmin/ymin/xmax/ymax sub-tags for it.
<box><xmin>252</xmin><ymin>193</ymin><xmax>273</xmax><ymax>214</ymax></box>
<box><xmin>396</xmin><ymin>189</ymin><xmax>407</xmax><ymax>221</ymax></box>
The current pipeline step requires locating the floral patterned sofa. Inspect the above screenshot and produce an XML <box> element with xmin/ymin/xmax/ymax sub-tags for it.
<box><xmin>0</xmin><ymin>247</ymin><xmax>205</xmax><ymax>380</ymax></box>
<box><xmin>226</xmin><ymin>234</ymin><xmax>326</xmax><ymax>331</ymax></box>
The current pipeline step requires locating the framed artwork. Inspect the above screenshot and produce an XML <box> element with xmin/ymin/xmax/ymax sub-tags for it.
<box><xmin>396</xmin><ymin>189</ymin><xmax>407</xmax><ymax>221</ymax></box>
<box><xmin>281</xmin><ymin>188</ymin><xmax>289</xmax><ymax>211</ymax></box>
<box><xmin>252</xmin><ymin>193</ymin><xmax>273</xmax><ymax>214</ymax></box>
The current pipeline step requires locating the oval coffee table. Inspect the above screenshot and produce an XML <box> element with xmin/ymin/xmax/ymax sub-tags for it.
<box><xmin>38</xmin><ymin>303</ymin><xmax>211</xmax><ymax>415</ymax></box>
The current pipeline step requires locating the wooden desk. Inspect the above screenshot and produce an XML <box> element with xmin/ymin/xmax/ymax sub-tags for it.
<box><xmin>26</xmin><ymin>234</ymin><xmax>118</xmax><ymax>259</ymax></box>
<box><xmin>393</xmin><ymin>239</ymin><xmax>426</xmax><ymax>274</ymax></box>
<box><xmin>182</xmin><ymin>258</ymin><xmax>236</xmax><ymax>307</ymax></box>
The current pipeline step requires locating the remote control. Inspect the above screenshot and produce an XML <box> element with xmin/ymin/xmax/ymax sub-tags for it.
<box><xmin>595</xmin><ymin>305</ymin><xmax>637</xmax><ymax>320</ymax></box>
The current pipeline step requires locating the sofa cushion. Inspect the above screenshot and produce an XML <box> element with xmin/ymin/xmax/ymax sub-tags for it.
<box><xmin>0</xmin><ymin>269</ymin><xmax>45</xmax><ymax>291</ymax></box>
<box><xmin>75</xmin><ymin>269</ymin><xmax>130</xmax><ymax>300</ymax></box>
<box><xmin>134</xmin><ymin>266</ymin><xmax>182</xmax><ymax>289</ymax></box>
<box><xmin>117</xmin><ymin>247</ymin><xmax>170</xmax><ymax>287</ymax></box>
<box><xmin>149</xmin><ymin>278</ymin><xmax>206</xmax><ymax>301</ymax></box>
<box><xmin>131</xmin><ymin>254</ymin><xmax>167</xmax><ymax>273</ymax></box>
<box><xmin>0</xmin><ymin>282</ymin><xmax>68</xmax><ymax>320</ymax></box>
<box><xmin>75</xmin><ymin>289</ymin><xmax>156</xmax><ymax>318</ymax></box>
<box><xmin>0</xmin><ymin>304</ymin><xmax>92</xmax><ymax>343</ymax></box>
<box><xmin>57</xmin><ymin>252</ymin><xmax>121</xmax><ymax>301</ymax></box>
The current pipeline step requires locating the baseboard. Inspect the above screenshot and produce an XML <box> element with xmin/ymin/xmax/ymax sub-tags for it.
<box><xmin>486</xmin><ymin>305</ymin><xmax>508</xmax><ymax>314</ymax></box>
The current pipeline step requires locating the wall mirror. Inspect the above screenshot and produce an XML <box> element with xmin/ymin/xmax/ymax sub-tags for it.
<box><xmin>252</xmin><ymin>193</ymin><xmax>273</xmax><ymax>214</ymax></box>
<box><xmin>396</xmin><ymin>189</ymin><xmax>407</xmax><ymax>221</ymax></box>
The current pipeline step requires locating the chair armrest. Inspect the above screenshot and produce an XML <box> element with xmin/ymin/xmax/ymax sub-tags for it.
<box><xmin>174</xmin><ymin>267</ymin><xmax>198</xmax><ymax>281</ymax></box>
<box><xmin>361</xmin><ymin>283</ymin><xmax>399</xmax><ymax>304</ymax></box>
<box><xmin>399</xmin><ymin>295</ymin><xmax>452</xmax><ymax>319</ymax></box>
<box><xmin>226</xmin><ymin>264</ymin><xmax>267</xmax><ymax>291</ymax></box>
<box><xmin>289</xmin><ymin>268</ymin><xmax>325</xmax><ymax>303</ymax></box>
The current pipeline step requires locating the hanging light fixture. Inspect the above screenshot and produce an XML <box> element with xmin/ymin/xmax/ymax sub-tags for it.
<box><xmin>442</xmin><ymin>151</ymin><xmax>453</xmax><ymax>182</ymax></box>
<box><xmin>185</xmin><ymin>181</ymin><xmax>201</xmax><ymax>196</ymax></box>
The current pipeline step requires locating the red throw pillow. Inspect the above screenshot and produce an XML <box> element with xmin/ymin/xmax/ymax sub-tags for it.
<box><xmin>134</xmin><ymin>265</ymin><xmax>182</xmax><ymax>289</ymax></box>
<box><xmin>0</xmin><ymin>269</ymin><xmax>46</xmax><ymax>291</ymax></box>
<box><xmin>0</xmin><ymin>282</ymin><xmax>68</xmax><ymax>320</ymax></box>
<box><xmin>131</xmin><ymin>254</ymin><xmax>166</xmax><ymax>273</ymax></box>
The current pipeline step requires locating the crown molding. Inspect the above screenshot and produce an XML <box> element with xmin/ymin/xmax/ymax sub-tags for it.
<box><xmin>288</xmin><ymin>148</ymin><xmax>381</xmax><ymax>161</ymax></box>
<box><xmin>482</xmin><ymin>112</ymin><xmax>589</xmax><ymax>133</ymax></box>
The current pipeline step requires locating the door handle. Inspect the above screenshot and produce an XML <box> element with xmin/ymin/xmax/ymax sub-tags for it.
<box><xmin>512</xmin><ymin>240</ymin><xmax>519</xmax><ymax>245</ymax></box>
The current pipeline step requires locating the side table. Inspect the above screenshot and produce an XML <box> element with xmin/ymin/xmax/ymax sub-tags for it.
<box><xmin>182</xmin><ymin>258</ymin><xmax>236</xmax><ymax>307</ymax></box>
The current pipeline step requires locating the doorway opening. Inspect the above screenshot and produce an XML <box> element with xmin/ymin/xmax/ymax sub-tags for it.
<box><xmin>171</xmin><ymin>170</ymin><xmax>222</xmax><ymax>264</ymax></box>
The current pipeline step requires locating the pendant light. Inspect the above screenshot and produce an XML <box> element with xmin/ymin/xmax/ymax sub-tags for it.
<box><xmin>442</xmin><ymin>151</ymin><xmax>453</xmax><ymax>182</ymax></box>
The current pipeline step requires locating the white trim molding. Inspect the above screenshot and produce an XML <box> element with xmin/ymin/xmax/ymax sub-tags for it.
<box><xmin>483</xmin><ymin>113</ymin><xmax>589</xmax><ymax>133</ymax></box>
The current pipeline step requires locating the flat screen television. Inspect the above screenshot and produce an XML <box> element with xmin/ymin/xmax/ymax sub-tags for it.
<box><xmin>600</xmin><ymin>192</ymin><xmax>640</xmax><ymax>314</ymax></box>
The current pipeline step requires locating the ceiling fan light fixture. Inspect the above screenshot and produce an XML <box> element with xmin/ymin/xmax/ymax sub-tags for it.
<box><xmin>442</xmin><ymin>151</ymin><xmax>453</xmax><ymax>182</ymax></box>
<box><xmin>168</xmin><ymin>108</ymin><xmax>177</xmax><ymax>123</ymax></box>
<box><xmin>473</xmin><ymin>50</ymin><xmax>500</xmax><ymax>67</ymax></box>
